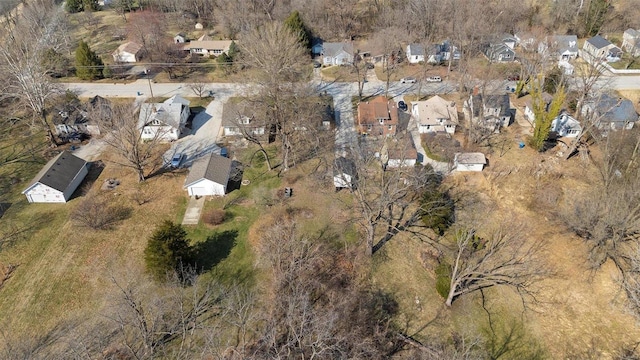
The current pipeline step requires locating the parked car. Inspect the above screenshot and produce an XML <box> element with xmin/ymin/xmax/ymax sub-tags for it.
<box><xmin>220</xmin><ymin>147</ymin><xmax>228</xmax><ymax>158</ymax></box>
<box><xmin>398</xmin><ymin>100</ymin><xmax>408</xmax><ymax>112</ymax></box>
<box><xmin>170</xmin><ymin>153</ymin><xmax>184</xmax><ymax>168</ymax></box>
<box><xmin>313</xmin><ymin>61</ymin><xmax>321</xmax><ymax>68</ymax></box>
<box><xmin>400</xmin><ymin>77</ymin><xmax>416</xmax><ymax>84</ymax></box>
<box><xmin>507</xmin><ymin>75</ymin><xmax>520</xmax><ymax>81</ymax></box>
<box><xmin>426</xmin><ymin>76</ymin><xmax>442</xmax><ymax>82</ymax></box>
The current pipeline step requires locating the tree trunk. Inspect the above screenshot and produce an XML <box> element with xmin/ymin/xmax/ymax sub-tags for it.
<box><xmin>445</xmin><ymin>285</ymin><xmax>456</xmax><ymax>307</ymax></box>
<box><xmin>40</xmin><ymin>110</ymin><xmax>58</xmax><ymax>147</ymax></box>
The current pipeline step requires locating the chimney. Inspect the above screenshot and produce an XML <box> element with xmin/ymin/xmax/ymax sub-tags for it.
<box><xmin>473</xmin><ymin>86</ymin><xmax>479</xmax><ymax>96</ymax></box>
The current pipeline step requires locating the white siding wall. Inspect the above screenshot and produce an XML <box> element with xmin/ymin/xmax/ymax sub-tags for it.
<box><xmin>187</xmin><ymin>179</ymin><xmax>226</xmax><ymax>196</ymax></box>
<box><xmin>456</xmin><ymin>163</ymin><xmax>484</xmax><ymax>172</ymax></box>
<box><xmin>333</xmin><ymin>173</ymin><xmax>352</xmax><ymax>188</ymax></box>
<box><xmin>387</xmin><ymin>159</ymin><xmax>416</xmax><ymax>168</ymax></box>
<box><xmin>114</xmin><ymin>52</ymin><xmax>137</xmax><ymax>63</ymax></box>
<box><xmin>141</xmin><ymin>125</ymin><xmax>179</xmax><ymax>141</ymax></box>
<box><xmin>25</xmin><ymin>183</ymin><xmax>66</xmax><ymax>203</ymax></box>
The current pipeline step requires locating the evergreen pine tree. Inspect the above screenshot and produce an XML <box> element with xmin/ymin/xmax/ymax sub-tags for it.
<box><xmin>144</xmin><ymin>220</ymin><xmax>192</xmax><ymax>281</ymax></box>
<box><xmin>227</xmin><ymin>41</ymin><xmax>239</xmax><ymax>62</ymax></box>
<box><xmin>284</xmin><ymin>11</ymin><xmax>310</xmax><ymax>49</ymax></box>
<box><xmin>75</xmin><ymin>41</ymin><xmax>103</xmax><ymax>80</ymax></box>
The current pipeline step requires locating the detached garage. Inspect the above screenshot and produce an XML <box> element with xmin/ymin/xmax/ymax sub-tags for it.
<box><xmin>184</xmin><ymin>153</ymin><xmax>234</xmax><ymax>197</ymax></box>
<box><xmin>454</xmin><ymin>152</ymin><xmax>486</xmax><ymax>172</ymax></box>
<box><xmin>22</xmin><ymin>151</ymin><xmax>89</xmax><ymax>203</ymax></box>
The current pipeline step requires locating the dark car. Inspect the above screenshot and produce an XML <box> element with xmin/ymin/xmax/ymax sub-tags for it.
<box><xmin>220</xmin><ymin>147</ymin><xmax>228</xmax><ymax>158</ymax></box>
<box><xmin>398</xmin><ymin>100</ymin><xmax>408</xmax><ymax>112</ymax></box>
<box><xmin>507</xmin><ymin>75</ymin><xmax>520</xmax><ymax>81</ymax></box>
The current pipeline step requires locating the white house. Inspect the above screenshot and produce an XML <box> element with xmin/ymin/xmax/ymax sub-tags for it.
<box><xmin>22</xmin><ymin>151</ymin><xmax>89</xmax><ymax>203</ymax></box>
<box><xmin>412</xmin><ymin>95</ymin><xmax>459</xmax><ymax>134</ymax></box>
<box><xmin>184</xmin><ymin>152</ymin><xmax>235</xmax><ymax>197</ymax></box>
<box><xmin>333</xmin><ymin>156</ymin><xmax>356</xmax><ymax>190</ymax></box>
<box><xmin>583</xmin><ymin>35</ymin><xmax>622</xmax><ymax>62</ymax></box>
<box><xmin>454</xmin><ymin>153</ymin><xmax>486</xmax><ymax>172</ymax></box>
<box><xmin>406</xmin><ymin>44</ymin><xmax>425</xmax><ymax>64</ymax></box>
<box><xmin>183</xmin><ymin>35</ymin><xmax>233</xmax><ymax>56</ymax></box>
<box><xmin>523</xmin><ymin>92</ymin><xmax>553</xmax><ymax>123</ymax></box>
<box><xmin>538</xmin><ymin>35</ymin><xmax>579</xmax><ymax>61</ymax></box>
<box><xmin>221</xmin><ymin>99</ymin><xmax>265</xmax><ymax>137</ymax></box>
<box><xmin>174</xmin><ymin>33</ymin><xmax>187</xmax><ymax>43</ymax></box>
<box><xmin>551</xmin><ymin>112</ymin><xmax>582</xmax><ymax>138</ymax></box>
<box><xmin>112</xmin><ymin>41</ymin><xmax>143</xmax><ymax>63</ymax></box>
<box><xmin>321</xmin><ymin>42</ymin><xmax>354</xmax><ymax>66</ymax></box>
<box><xmin>139</xmin><ymin>95</ymin><xmax>191</xmax><ymax>141</ymax></box>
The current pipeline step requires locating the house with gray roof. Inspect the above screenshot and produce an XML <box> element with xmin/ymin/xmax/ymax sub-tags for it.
<box><xmin>406</xmin><ymin>44</ymin><xmax>425</xmax><ymax>64</ymax></box>
<box><xmin>22</xmin><ymin>151</ymin><xmax>89</xmax><ymax>203</ymax></box>
<box><xmin>321</xmin><ymin>42</ymin><xmax>354</xmax><ymax>66</ymax></box>
<box><xmin>464</xmin><ymin>94</ymin><xmax>515</xmax><ymax>130</ymax></box>
<box><xmin>622</xmin><ymin>29</ymin><xmax>640</xmax><ymax>56</ymax></box>
<box><xmin>139</xmin><ymin>95</ymin><xmax>191</xmax><ymax>141</ymax></box>
<box><xmin>184</xmin><ymin>152</ymin><xmax>241</xmax><ymax>197</ymax></box>
<box><xmin>221</xmin><ymin>99</ymin><xmax>265</xmax><ymax>137</ymax></box>
<box><xmin>483</xmin><ymin>42</ymin><xmax>515</xmax><ymax>63</ymax></box>
<box><xmin>538</xmin><ymin>35</ymin><xmax>579</xmax><ymax>61</ymax></box>
<box><xmin>333</xmin><ymin>157</ymin><xmax>357</xmax><ymax>190</ymax></box>
<box><xmin>583</xmin><ymin>94</ymin><xmax>639</xmax><ymax>130</ymax></box>
<box><xmin>583</xmin><ymin>35</ymin><xmax>621</xmax><ymax>62</ymax></box>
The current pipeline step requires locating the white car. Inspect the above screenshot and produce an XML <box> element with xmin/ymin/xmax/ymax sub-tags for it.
<box><xmin>426</xmin><ymin>76</ymin><xmax>442</xmax><ymax>82</ymax></box>
<box><xmin>400</xmin><ymin>77</ymin><xmax>416</xmax><ymax>84</ymax></box>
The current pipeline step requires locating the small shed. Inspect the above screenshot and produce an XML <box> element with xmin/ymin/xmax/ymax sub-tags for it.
<box><xmin>184</xmin><ymin>152</ymin><xmax>236</xmax><ymax>197</ymax></box>
<box><xmin>174</xmin><ymin>33</ymin><xmax>187</xmax><ymax>43</ymax></box>
<box><xmin>22</xmin><ymin>151</ymin><xmax>89</xmax><ymax>203</ymax></box>
<box><xmin>195</xmin><ymin>22</ymin><xmax>204</xmax><ymax>30</ymax></box>
<box><xmin>454</xmin><ymin>152</ymin><xmax>486</xmax><ymax>172</ymax></box>
<box><xmin>333</xmin><ymin>157</ymin><xmax>356</xmax><ymax>190</ymax></box>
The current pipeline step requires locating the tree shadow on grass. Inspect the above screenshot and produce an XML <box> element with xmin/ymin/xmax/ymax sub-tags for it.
<box><xmin>191</xmin><ymin>229</ymin><xmax>238</xmax><ymax>273</ymax></box>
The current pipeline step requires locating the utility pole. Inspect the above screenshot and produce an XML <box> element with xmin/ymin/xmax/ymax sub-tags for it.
<box><xmin>146</xmin><ymin>68</ymin><xmax>154</xmax><ymax>98</ymax></box>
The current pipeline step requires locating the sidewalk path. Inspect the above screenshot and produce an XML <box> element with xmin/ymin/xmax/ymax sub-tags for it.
<box><xmin>182</xmin><ymin>196</ymin><xmax>205</xmax><ymax>225</ymax></box>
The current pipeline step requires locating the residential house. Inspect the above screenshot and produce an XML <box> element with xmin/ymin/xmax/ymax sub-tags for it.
<box><xmin>184</xmin><ymin>152</ymin><xmax>241</xmax><ymax>197</ymax></box>
<box><xmin>439</xmin><ymin>40</ymin><xmax>461</xmax><ymax>61</ymax></box>
<box><xmin>622</xmin><ymin>28</ymin><xmax>640</xmax><ymax>56</ymax></box>
<box><xmin>221</xmin><ymin>99</ymin><xmax>265</xmax><ymax>137</ymax></box>
<box><xmin>22</xmin><ymin>151</ymin><xmax>89</xmax><ymax>203</ymax></box>
<box><xmin>514</xmin><ymin>32</ymin><xmax>537</xmax><ymax>50</ymax></box>
<box><xmin>333</xmin><ymin>156</ymin><xmax>357</xmax><ymax>190</ymax></box>
<box><xmin>184</xmin><ymin>36</ymin><xmax>233</xmax><ymax>56</ymax></box>
<box><xmin>500</xmin><ymin>34</ymin><xmax>517</xmax><ymax>49</ymax></box>
<box><xmin>357</xmin><ymin>96</ymin><xmax>399</xmax><ymax>137</ymax></box>
<box><xmin>523</xmin><ymin>92</ymin><xmax>553</xmax><ymax>123</ymax></box>
<box><xmin>583</xmin><ymin>35</ymin><xmax>622</xmax><ymax>62</ymax></box>
<box><xmin>174</xmin><ymin>33</ymin><xmax>187</xmax><ymax>43</ymax></box>
<box><xmin>383</xmin><ymin>134</ymin><xmax>418</xmax><ymax>168</ymax></box>
<box><xmin>411</xmin><ymin>95</ymin><xmax>459</xmax><ymax>134</ymax></box>
<box><xmin>583</xmin><ymin>93</ymin><xmax>639</xmax><ymax>130</ymax></box>
<box><xmin>406</xmin><ymin>44</ymin><xmax>425</xmax><ymax>64</ymax></box>
<box><xmin>551</xmin><ymin>112</ymin><xmax>582</xmax><ymax>138</ymax></box>
<box><xmin>538</xmin><ymin>35</ymin><xmax>579</xmax><ymax>61</ymax></box>
<box><xmin>454</xmin><ymin>152</ymin><xmax>486</xmax><ymax>172</ymax></box>
<box><xmin>138</xmin><ymin>95</ymin><xmax>191</xmax><ymax>141</ymax></box>
<box><xmin>321</xmin><ymin>42</ymin><xmax>354</xmax><ymax>66</ymax></box>
<box><xmin>558</xmin><ymin>60</ymin><xmax>575</xmax><ymax>75</ymax></box>
<box><xmin>464</xmin><ymin>93</ymin><xmax>514</xmax><ymax>129</ymax></box>
<box><xmin>483</xmin><ymin>42</ymin><xmax>516</xmax><ymax>62</ymax></box>
<box><xmin>112</xmin><ymin>41</ymin><xmax>143</xmax><ymax>63</ymax></box>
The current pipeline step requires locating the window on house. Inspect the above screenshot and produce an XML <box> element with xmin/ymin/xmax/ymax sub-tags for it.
<box><xmin>151</xmin><ymin>120</ymin><xmax>160</xmax><ymax>125</ymax></box>
<box><xmin>379</xmin><ymin>119</ymin><xmax>384</xmax><ymax>124</ymax></box>
<box><xmin>388</xmin><ymin>125</ymin><xmax>393</xmax><ymax>130</ymax></box>
<box><xmin>213</xmin><ymin>49</ymin><xmax>222</xmax><ymax>54</ymax></box>
<box><xmin>143</xmin><ymin>128</ymin><xmax>152</xmax><ymax>135</ymax></box>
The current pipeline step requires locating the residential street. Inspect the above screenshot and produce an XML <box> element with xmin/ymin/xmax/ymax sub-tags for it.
<box><xmin>65</xmin><ymin>72</ymin><xmax>640</xmax><ymax>171</ymax></box>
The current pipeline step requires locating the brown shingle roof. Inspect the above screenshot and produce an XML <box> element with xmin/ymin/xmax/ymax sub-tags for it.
<box><xmin>357</xmin><ymin>96</ymin><xmax>398</xmax><ymax>126</ymax></box>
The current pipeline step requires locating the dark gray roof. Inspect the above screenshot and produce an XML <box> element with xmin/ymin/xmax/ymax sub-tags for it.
<box><xmin>407</xmin><ymin>44</ymin><xmax>424</xmax><ymax>56</ymax></box>
<box><xmin>334</xmin><ymin>157</ymin><xmax>356</xmax><ymax>177</ymax></box>
<box><xmin>484</xmin><ymin>42</ymin><xmax>515</xmax><ymax>61</ymax></box>
<box><xmin>586</xmin><ymin>35</ymin><xmax>612</xmax><ymax>49</ymax></box>
<box><xmin>471</xmin><ymin>94</ymin><xmax>511</xmax><ymax>117</ymax></box>
<box><xmin>596</xmin><ymin>94</ymin><xmax>638</xmax><ymax>126</ymax></box>
<box><xmin>23</xmin><ymin>151</ymin><xmax>87</xmax><ymax>193</ymax></box>
<box><xmin>184</xmin><ymin>152</ymin><xmax>233</xmax><ymax>187</ymax></box>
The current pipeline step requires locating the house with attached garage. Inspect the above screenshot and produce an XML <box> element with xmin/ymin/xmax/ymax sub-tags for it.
<box><xmin>139</xmin><ymin>95</ymin><xmax>191</xmax><ymax>141</ymax></box>
<box><xmin>22</xmin><ymin>151</ymin><xmax>89</xmax><ymax>203</ymax></box>
<box><xmin>321</xmin><ymin>42</ymin><xmax>354</xmax><ymax>66</ymax></box>
<box><xmin>333</xmin><ymin>156</ymin><xmax>357</xmax><ymax>190</ymax></box>
<box><xmin>412</xmin><ymin>95</ymin><xmax>459</xmax><ymax>134</ymax></box>
<box><xmin>582</xmin><ymin>35</ymin><xmax>622</xmax><ymax>62</ymax></box>
<box><xmin>221</xmin><ymin>99</ymin><xmax>265</xmax><ymax>138</ymax></box>
<box><xmin>112</xmin><ymin>41</ymin><xmax>143</xmax><ymax>63</ymax></box>
<box><xmin>184</xmin><ymin>152</ymin><xmax>242</xmax><ymax>197</ymax></box>
<box><xmin>454</xmin><ymin>152</ymin><xmax>486</xmax><ymax>172</ymax></box>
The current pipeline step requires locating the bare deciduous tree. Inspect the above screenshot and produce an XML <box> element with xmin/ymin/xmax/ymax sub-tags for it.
<box><xmin>441</xmin><ymin>226</ymin><xmax>549</xmax><ymax>307</ymax></box>
<box><xmin>188</xmin><ymin>82</ymin><xmax>211</xmax><ymax>98</ymax></box>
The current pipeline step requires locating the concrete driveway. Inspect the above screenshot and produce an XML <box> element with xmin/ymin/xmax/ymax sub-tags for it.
<box><xmin>163</xmin><ymin>92</ymin><xmax>234</xmax><ymax>168</ymax></box>
<box><xmin>182</xmin><ymin>196</ymin><xmax>205</xmax><ymax>225</ymax></box>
